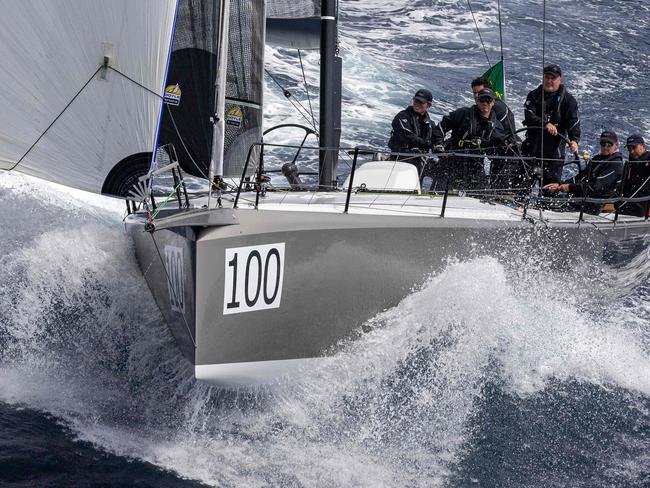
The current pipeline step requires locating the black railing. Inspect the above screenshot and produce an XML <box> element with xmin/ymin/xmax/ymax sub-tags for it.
<box><xmin>231</xmin><ymin>140</ymin><xmax>650</xmax><ymax>223</ymax></box>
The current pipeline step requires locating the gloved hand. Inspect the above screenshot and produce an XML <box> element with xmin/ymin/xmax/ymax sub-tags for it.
<box><xmin>431</xmin><ymin>144</ymin><xmax>445</xmax><ymax>153</ymax></box>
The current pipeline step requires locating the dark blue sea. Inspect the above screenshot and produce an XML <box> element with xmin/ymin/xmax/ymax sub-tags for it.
<box><xmin>2</xmin><ymin>1</ymin><xmax>650</xmax><ymax>486</ymax></box>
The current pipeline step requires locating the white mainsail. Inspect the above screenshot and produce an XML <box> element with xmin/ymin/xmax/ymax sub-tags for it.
<box><xmin>0</xmin><ymin>0</ymin><xmax>177</xmax><ymax>194</ymax></box>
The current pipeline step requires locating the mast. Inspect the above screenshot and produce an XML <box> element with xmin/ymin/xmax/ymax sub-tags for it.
<box><xmin>318</xmin><ymin>0</ymin><xmax>342</xmax><ymax>191</ymax></box>
<box><xmin>208</xmin><ymin>0</ymin><xmax>231</xmax><ymax>204</ymax></box>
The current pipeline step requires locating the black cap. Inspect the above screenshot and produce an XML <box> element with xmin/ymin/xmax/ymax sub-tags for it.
<box><xmin>626</xmin><ymin>134</ymin><xmax>645</xmax><ymax>146</ymax></box>
<box><xmin>413</xmin><ymin>89</ymin><xmax>433</xmax><ymax>103</ymax></box>
<box><xmin>477</xmin><ymin>88</ymin><xmax>496</xmax><ymax>100</ymax></box>
<box><xmin>543</xmin><ymin>64</ymin><xmax>562</xmax><ymax>77</ymax></box>
<box><xmin>600</xmin><ymin>130</ymin><xmax>618</xmax><ymax>144</ymax></box>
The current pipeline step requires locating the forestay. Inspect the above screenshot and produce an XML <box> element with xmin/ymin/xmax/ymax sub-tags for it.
<box><xmin>0</xmin><ymin>0</ymin><xmax>177</xmax><ymax>194</ymax></box>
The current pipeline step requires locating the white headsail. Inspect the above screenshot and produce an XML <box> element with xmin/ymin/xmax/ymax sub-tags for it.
<box><xmin>0</xmin><ymin>0</ymin><xmax>177</xmax><ymax>194</ymax></box>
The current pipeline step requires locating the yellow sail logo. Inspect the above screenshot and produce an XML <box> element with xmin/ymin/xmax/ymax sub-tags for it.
<box><xmin>226</xmin><ymin>106</ymin><xmax>243</xmax><ymax>128</ymax></box>
<box><xmin>164</xmin><ymin>84</ymin><xmax>181</xmax><ymax>106</ymax></box>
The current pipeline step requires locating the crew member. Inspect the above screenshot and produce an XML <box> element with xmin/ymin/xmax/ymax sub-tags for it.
<box><xmin>619</xmin><ymin>134</ymin><xmax>650</xmax><ymax>217</ymax></box>
<box><xmin>471</xmin><ymin>76</ymin><xmax>523</xmax><ymax>186</ymax></box>
<box><xmin>432</xmin><ymin>87</ymin><xmax>507</xmax><ymax>188</ymax></box>
<box><xmin>544</xmin><ymin>130</ymin><xmax>623</xmax><ymax>214</ymax></box>
<box><xmin>522</xmin><ymin>64</ymin><xmax>580</xmax><ymax>184</ymax></box>
<box><xmin>470</xmin><ymin>76</ymin><xmax>517</xmax><ymax>144</ymax></box>
<box><xmin>388</xmin><ymin>89</ymin><xmax>435</xmax><ymax>176</ymax></box>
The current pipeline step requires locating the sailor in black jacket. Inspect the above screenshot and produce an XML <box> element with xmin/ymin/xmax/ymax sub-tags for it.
<box><xmin>388</xmin><ymin>89</ymin><xmax>435</xmax><ymax>158</ymax></box>
<box><xmin>432</xmin><ymin>88</ymin><xmax>507</xmax><ymax>151</ymax></box>
<box><xmin>544</xmin><ymin>130</ymin><xmax>623</xmax><ymax>213</ymax></box>
<box><xmin>470</xmin><ymin>76</ymin><xmax>518</xmax><ymax>144</ymax></box>
<box><xmin>523</xmin><ymin>64</ymin><xmax>581</xmax><ymax>183</ymax></box>
<box><xmin>431</xmin><ymin>88</ymin><xmax>508</xmax><ymax>188</ymax></box>
<box><xmin>620</xmin><ymin>134</ymin><xmax>650</xmax><ymax>217</ymax></box>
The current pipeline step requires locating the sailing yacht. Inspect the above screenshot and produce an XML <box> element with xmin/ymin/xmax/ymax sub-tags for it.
<box><xmin>1</xmin><ymin>0</ymin><xmax>648</xmax><ymax>385</ymax></box>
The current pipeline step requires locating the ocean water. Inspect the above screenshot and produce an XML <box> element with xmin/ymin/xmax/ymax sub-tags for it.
<box><xmin>2</xmin><ymin>0</ymin><xmax>650</xmax><ymax>487</ymax></box>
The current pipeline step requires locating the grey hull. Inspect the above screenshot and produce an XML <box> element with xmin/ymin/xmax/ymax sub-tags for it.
<box><xmin>126</xmin><ymin>206</ymin><xmax>650</xmax><ymax>383</ymax></box>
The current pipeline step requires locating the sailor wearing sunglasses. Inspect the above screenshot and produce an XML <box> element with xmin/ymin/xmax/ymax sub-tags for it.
<box><xmin>543</xmin><ymin>130</ymin><xmax>623</xmax><ymax>213</ymax></box>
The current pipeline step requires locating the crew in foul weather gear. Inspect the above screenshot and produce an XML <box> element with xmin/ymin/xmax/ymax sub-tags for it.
<box><xmin>470</xmin><ymin>76</ymin><xmax>518</xmax><ymax>144</ymax></box>
<box><xmin>544</xmin><ymin>130</ymin><xmax>623</xmax><ymax>214</ymax></box>
<box><xmin>388</xmin><ymin>88</ymin><xmax>436</xmax><ymax>178</ymax></box>
<box><xmin>432</xmin><ymin>87</ymin><xmax>508</xmax><ymax>189</ymax></box>
<box><xmin>470</xmin><ymin>76</ymin><xmax>524</xmax><ymax>187</ymax></box>
<box><xmin>620</xmin><ymin>134</ymin><xmax>650</xmax><ymax>217</ymax></box>
<box><xmin>522</xmin><ymin>64</ymin><xmax>580</xmax><ymax>184</ymax></box>
<box><xmin>432</xmin><ymin>88</ymin><xmax>507</xmax><ymax>150</ymax></box>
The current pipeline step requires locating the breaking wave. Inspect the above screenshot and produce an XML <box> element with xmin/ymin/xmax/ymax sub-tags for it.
<box><xmin>1</xmin><ymin>173</ymin><xmax>649</xmax><ymax>486</ymax></box>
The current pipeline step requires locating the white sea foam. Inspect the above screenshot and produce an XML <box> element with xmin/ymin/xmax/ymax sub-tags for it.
<box><xmin>1</xmin><ymin>182</ymin><xmax>649</xmax><ymax>487</ymax></box>
<box><xmin>0</xmin><ymin>171</ymin><xmax>123</xmax><ymax>218</ymax></box>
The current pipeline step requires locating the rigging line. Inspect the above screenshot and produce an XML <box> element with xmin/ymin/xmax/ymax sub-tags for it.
<box><xmin>8</xmin><ymin>66</ymin><xmax>102</xmax><ymax>171</ymax></box>
<box><xmin>151</xmin><ymin>181</ymin><xmax>184</xmax><ymax>220</ymax></box>
<box><xmin>297</xmin><ymin>50</ymin><xmax>317</xmax><ymax>130</ymax></box>
<box><xmin>467</xmin><ymin>0</ymin><xmax>491</xmax><ymax>68</ymax></box>
<box><xmin>149</xmin><ymin>232</ymin><xmax>197</xmax><ymax>348</ymax></box>
<box><xmin>618</xmin><ymin>173</ymin><xmax>650</xmax><ymax>210</ymax></box>
<box><xmin>264</xmin><ymin>68</ymin><xmax>318</xmax><ymax>131</ymax></box>
<box><xmin>497</xmin><ymin>0</ymin><xmax>504</xmax><ymax>62</ymax></box>
<box><xmin>540</xmin><ymin>0</ymin><xmax>547</xmax><ymax>187</ymax></box>
<box><xmin>265</xmin><ymin>70</ymin><xmax>318</xmax><ymax>127</ymax></box>
<box><xmin>109</xmin><ymin>66</ymin><xmax>162</xmax><ymax>99</ymax></box>
<box><xmin>9</xmin><ymin>63</ymin><xmax>166</xmax><ymax>171</ymax></box>
<box><xmin>266</xmin><ymin>68</ymin><xmax>317</xmax><ymax>130</ymax></box>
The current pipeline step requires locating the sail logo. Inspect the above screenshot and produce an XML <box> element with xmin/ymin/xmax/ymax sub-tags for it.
<box><xmin>165</xmin><ymin>245</ymin><xmax>185</xmax><ymax>314</ymax></box>
<box><xmin>226</xmin><ymin>106</ymin><xmax>243</xmax><ymax>128</ymax></box>
<box><xmin>223</xmin><ymin>243</ymin><xmax>285</xmax><ymax>315</ymax></box>
<box><xmin>164</xmin><ymin>84</ymin><xmax>181</xmax><ymax>106</ymax></box>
